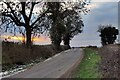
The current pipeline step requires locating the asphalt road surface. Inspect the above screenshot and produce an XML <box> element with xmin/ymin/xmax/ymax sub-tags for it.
<box><xmin>5</xmin><ymin>48</ymin><xmax>83</xmax><ymax>78</ymax></box>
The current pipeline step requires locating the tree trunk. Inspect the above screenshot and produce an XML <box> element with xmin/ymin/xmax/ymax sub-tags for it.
<box><xmin>26</xmin><ymin>27</ymin><xmax>32</xmax><ymax>47</ymax></box>
<box><xmin>51</xmin><ymin>32</ymin><xmax>62</xmax><ymax>50</ymax></box>
<box><xmin>50</xmin><ymin>23</ymin><xmax>62</xmax><ymax>50</ymax></box>
<box><xmin>63</xmin><ymin>34</ymin><xmax>71</xmax><ymax>49</ymax></box>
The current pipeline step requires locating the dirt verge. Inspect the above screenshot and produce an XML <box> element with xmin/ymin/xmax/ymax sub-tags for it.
<box><xmin>98</xmin><ymin>44</ymin><xmax>119</xmax><ymax>78</ymax></box>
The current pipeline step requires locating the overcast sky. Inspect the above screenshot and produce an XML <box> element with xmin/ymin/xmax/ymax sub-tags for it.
<box><xmin>71</xmin><ymin>2</ymin><xmax>118</xmax><ymax>47</ymax></box>
<box><xmin>0</xmin><ymin>1</ymin><xmax>119</xmax><ymax>47</ymax></box>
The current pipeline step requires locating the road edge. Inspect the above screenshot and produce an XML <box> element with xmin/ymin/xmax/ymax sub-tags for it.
<box><xmin>59</xmin><ymin>49</ymin><xmax>84</xmax><ymax>78</ymax></box>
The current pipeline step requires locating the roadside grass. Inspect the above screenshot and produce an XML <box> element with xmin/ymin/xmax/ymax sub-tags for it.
<box><xmin>73</xmin><ymin>48</ymin><xmax>101</xmax><ymax>78</ymax></box>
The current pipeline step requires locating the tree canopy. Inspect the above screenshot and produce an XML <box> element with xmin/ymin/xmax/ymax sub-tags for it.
<box><xmin>0</xmin><ymin>0</ymin><xmax>90</xmax><ymax>48</ymax></box>
<box><xmin>98</xmin><ymin>24</ymin><xmax>119</xmax><ymax>46</ymax></box>
<box><xmin>46</xmin><ymin>1</ymin><xmax>89</xmax><ymax>49</ymax></box>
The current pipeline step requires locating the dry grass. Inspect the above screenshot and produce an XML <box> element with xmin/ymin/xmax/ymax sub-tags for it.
<box><xmin>2</xmin><ymin>42</ymin><xmax>67</xmax><ymax>66</ymax></box>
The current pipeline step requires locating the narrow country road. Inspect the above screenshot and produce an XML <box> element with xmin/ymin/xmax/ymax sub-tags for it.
<box><xmin>4</xmin><ymin>48</ymin><xmax>83</xmax><ymax>79</ymax></box>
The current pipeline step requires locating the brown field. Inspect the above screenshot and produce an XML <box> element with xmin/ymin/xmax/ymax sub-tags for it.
<box><xmin>98</xmin><ymin>44</ymin><xmax>120</xmax><ymax>78</ymax></box>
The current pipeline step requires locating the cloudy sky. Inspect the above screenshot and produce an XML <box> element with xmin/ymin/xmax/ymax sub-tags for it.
<box><xmin>71</xmin><ymin>1</ymin><xmax>118</xmax><ymax>47</ymax></box>
<box><xmin>0</xmin><ymin>0</ymin><xmax>119</xmax><ymax>47</ymax></box>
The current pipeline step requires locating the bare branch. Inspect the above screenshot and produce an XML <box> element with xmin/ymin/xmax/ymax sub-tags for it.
<box><xmin>31</xmin><ymin>9</ymin><xmax>48</xmax><ymax>28</ymax></box>
<box><xmin>29</xmin><ymin>2</ymin><xmax>35</xmax><ymax>21</ymax></box>
<box><xmin>2</xmin><ymin>12</ymin><xmax>25</xmax><ymax>26</ymax></box>
<box><xmin>4</xmin><ymin>2</ymin><xmax>24</xmax><ymax>26</ymax></box>
<box><xmin>20</xmin><ymin>2</ymin><xmax>29</xmax><ymax>25</ymax></box>
<box><xmin>29</xmin><ymin>2</ymin><xmax>40</xmax><ymax>21</ymax></box>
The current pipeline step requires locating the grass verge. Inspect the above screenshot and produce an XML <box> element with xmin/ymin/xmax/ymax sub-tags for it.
<box><xmin>73</xmin><ymin>48</ymin><xmax>101</xmax><ymax>78</ymax></box>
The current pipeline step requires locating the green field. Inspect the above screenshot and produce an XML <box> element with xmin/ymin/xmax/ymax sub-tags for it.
<box><xmin>73</xmin><ymin>48</ymin><xmax>101</xmax><ymax>78</ymax></box>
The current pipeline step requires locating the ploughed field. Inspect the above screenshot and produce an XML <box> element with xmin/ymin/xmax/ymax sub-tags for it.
<box><xmin>99</xmin><ymin>44</ymin><xmax>119</xmax><ymax>78</ymax></box>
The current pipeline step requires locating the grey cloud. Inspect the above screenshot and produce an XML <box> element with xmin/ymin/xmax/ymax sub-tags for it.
<box><xmin>71</xmin><ymin>2</ymin><xmax>118</xmax><ymax>47</ymax></box>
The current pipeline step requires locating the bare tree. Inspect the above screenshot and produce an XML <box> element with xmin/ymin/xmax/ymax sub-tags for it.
<box><xmin>0</xmin><ymin>0</ymin><xmax>49</xmax><ymax>46</ymax></box>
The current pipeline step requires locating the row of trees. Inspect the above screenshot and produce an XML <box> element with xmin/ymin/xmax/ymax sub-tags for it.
<box><xmin>0</xmin><ymin>1</ymin><xmax>119</xmax><ymax>48</ymax></box>
<box><xmin>0</xmin><ymin>0</ymin><xmax>89</xmax><ymax>48</ymax></box>
<box><xmin>47</xmin><ymin>2</ymin><xmax>87</xmax><ymax>48</ymax></box>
